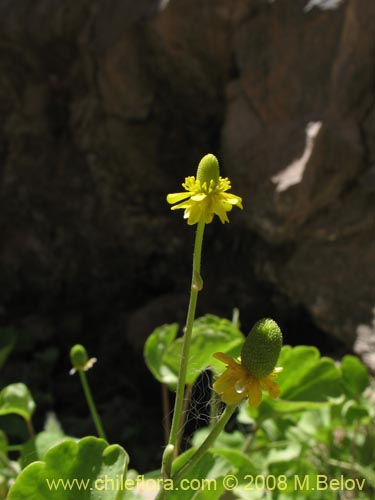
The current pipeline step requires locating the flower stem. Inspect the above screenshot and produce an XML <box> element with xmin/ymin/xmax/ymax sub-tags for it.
<box><xmin>162</xmin><ymin>219</ymin><xmax>205</xmax><ymax>478</ymax></box>
<box><xmin>162</xmin><ymin>384</ymin><xmax>171</xmax><ymax>445</ymax></box>
<box><xmin>78</xmin><ymin>369</ymin><xmax>107</xmax><ymax>441</ymax></box>
<box><xmin>25</xmin><ymin>417</ymin><xmax>35</xmax><ymax>437</ymax></box>
<box><xmin>175</xmin><ymin>383</ymin><xmax>193</xmax><ymax>457</ymax></box>
<box><xmin>173</xmin><ymin>404</ymin><xmax>237</xmax><ymax>484</ymax></box>
<box><xmin>156</xmin><ymin>404</ymin><xmax>237</xmax><ymax>500</ymax></box>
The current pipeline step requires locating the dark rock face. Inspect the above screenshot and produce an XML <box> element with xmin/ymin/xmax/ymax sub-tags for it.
<box><xmin>0</xmin><ymin>0</ymin><xmax>374</xmax><ymax>367</ymax></box>
<box><xmin>222</xmin><ymin>0</ymin><xmax>375</xmax><ymax>345</ymax></box>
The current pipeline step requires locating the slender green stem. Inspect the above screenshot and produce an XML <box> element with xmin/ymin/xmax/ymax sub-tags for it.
<box><xmin>25</xmin><ymin>418</ymin><xmax>35</xmax><ymax>437</ymax></box>
<box><xmin>173</xmin><ymin>404</ymin><xmax>237</xmax><ymax>483</ymax></box>
<box><xmin>162</xmin><ymin>444</ymin><xmax>175</xmax><ymax>480</ymax></box>
<box><xmin>162</xmin><ymin>384</ymin><xmax>171</xmax><ymax>446</ymax></box>
<box><xmin>156</xmin><ymin>405</ymin><xmax>237</xmax><ymax>500</ymax></box>
<box><xmin>0</xmin><ymin>451</ymin><xmax>19</xmax><ymax>475</ymax></box>
<box><xmin>231</xmin><ymin>307</ymin><xmax>240</xmax><ymax>328</ymax></box>
<box><xmin>78</xmin><ymin>369</ymin><xmax>107</xmax><ymax>440</ymax></box>
<box><xmin>162</xmin><ymin>220</ymin><xmax>205</xmax><ymax>478</ymax></box>
<box><xmin>175</xmin><ymin>383</ymin><xmax>193</xmax><ymax>458</ymax></box>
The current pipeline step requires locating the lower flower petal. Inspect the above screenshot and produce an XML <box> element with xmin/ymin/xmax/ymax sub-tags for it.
<box><xmin>261</xmin><ymin>376</ymin><xmax>281</xmax><ymax>399</ymax></box>
<box><xmin>186</xmin><ymin>203</ymin><xmax>202</xmax><ymax>225</ymax></box>
<box><xmin>167</xmin><ymin>192</ymin><xmax>192</xmax><ymax>204</ymax></box>
<box><xmin>220</xmin><ymin>389</ymin><xmax>246</xmax><ymax>405</ymax></box>
<box><xmin>221</xmin><ymin>192</ymin><xmax>243</xmax><ymax>208</ymax></box>
<box><xmin>213</xmin><ymin>366</ymin><xmax>248</xmax><ymax>405</ymax></box>
<box><xmin>246</xmin><ymin>379</ymin><xmax>263</xmax><ymax>408</ymax></box>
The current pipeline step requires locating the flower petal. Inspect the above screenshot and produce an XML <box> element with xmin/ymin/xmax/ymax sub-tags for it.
<box><xmin>186</xmin><ymin>203</ymin><xmax>202</xmax><ymax>225</ymax></box>
<box><xmin>221</xmin><ymin>388</ymin><xmax>246</xmax><ymax>405</ymax></box>
<box><xmin>167</xmin><ymin>192</ymin><xmax>192</xmax><ymax>204</ymax></box>
<box><xmin>221</xmin><ymin>192</ymin><xmax>243</xmax><ymax>208</ymax></box>
<box><xmin>261</xmin><ymin>375</ymin><xmax>281</xmax><ymax>399</ymax></box>
<box><xmin>213</xmin><ymin>352</ymin><xmax>241</xmax><ymax>369</ymax></box>
<box><xmin>191</xmin><ymin>193</ymin><xmax>207</xmax><ymax>201</ymax></box>
<box><xmin>214</xmin><ymin>372</ymin><xmax>246</xmax><ymax>404</ymax></box>
<box><xmin>246</xmin><ymin>379</ymin><xmax>263</xmax><ymax>408</ymax></box>
<box><xmin>167</xmin><ymin>173</ymin><xmax>242</xmax><ymax>224</ymax></box>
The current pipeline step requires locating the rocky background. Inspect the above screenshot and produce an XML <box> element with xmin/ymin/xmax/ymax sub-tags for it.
<box><xmin>0</xmin><ymin>0</ymin><xmax>374</xmax><ymax>470</ymax></box>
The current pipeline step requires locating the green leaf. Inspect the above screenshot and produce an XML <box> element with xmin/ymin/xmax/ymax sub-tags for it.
<box><xmin>260</xmin><ymin>399</ymin><xmax>333</xmax><ymax>415</ymax></box>
<box><xmin>265</xmin><ymin>442</ymin><xmax>302</xmax><ymax>465</ymax></box>
<box><xmin>144</xmin><ymin>323</ymin><xmax>179</xmax><ymax>386</ymax></box>
<box><xmin>341</xmin><ymin>355</ymin><xmax>370</xmax><ymax>397</ymax></box>
<box><xmin>144</xmin><ymin>316</ymin><xmax>244</xmax><ymax>389</ymax></box>
<box><xmin>166</xmin><ymin>442</ymin><xmax>258</xmax><ymax>500</ymax></box>
<box><xmin>8</xmin><ymin>436</ymin><xmax>129</xmax><ymax>500</ymax></box>
<box><xmin>0</xmin><ymin>383</ymin><xmax>35</xmax><ymax>421</ymax></box>
<box><xmin>247</xmin><ymin>346</ymin><xmax>343</xmax><ymax>419</ymax></box>
<box><xmin>164</xmin><ymin>315</ymin><xmax>244</xmax><ymax>386</ymax></box>
<box><xmin>341</xmin><ymin>400</ymin><xmax>369</xmax><ymax>424</ymax></box>
<box><xmin>44</xmin><ymin>413</ymin><xmax>64</xmax><ymax>435</ymax></box>
<box><xmin>210</xmin><ymin>448</ymin><xmax>258</xmax><ymax>478</ymax></box>
<box><xmin>167</xmin><ymin>448</ymin><xmax>239</xmax><ymax>500</ymax></box>
<box><xmin>276</xmin><ymin>346</ymin><xmax>342</xmax><ymax>401</ymax></box>
<box><xmin>0</xmin><ymin>328</ymin><xmax>17</xmax><ymax>369</ymax></box>
<box><xmin>192</xmin><ymin>429</ymin><xmax>245</xmax><ymax>451</ymax></box>
<box><xmin>21</xmin><ymin>431</ymin><xmax>71</xmax><ymax>469</ymax></box>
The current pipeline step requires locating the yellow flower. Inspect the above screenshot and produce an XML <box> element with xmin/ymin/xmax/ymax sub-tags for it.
<box><xmin>213</xmin><ymin>352</ymin><xmax>283</xmax><ymax>408</ymax></box>
<box><xmin>166</xmin><ymin>154</ymin><xmax>243</xmax><ymax>225</ymax></box>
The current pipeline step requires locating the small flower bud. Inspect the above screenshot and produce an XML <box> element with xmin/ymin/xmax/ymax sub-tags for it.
<box><xmin>241</xmin><ymin>318</ymin><xmax>283</xmax><ymax>378</ymax></box>
<box><xmin>70</xmin><ymin>344</ymin><xmax>88</xmax><ymax>370</ymax></box>
<box><xmin>196</xmin><ymin>154</ymin><xmax>220</xmax><ymax>187</ymax></box>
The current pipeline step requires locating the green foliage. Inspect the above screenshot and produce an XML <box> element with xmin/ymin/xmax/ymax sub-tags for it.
<box><xmin>251</xmin><ymin>345</ymin><xmax>343</xmax><ymax>419</ymax></box>
<box><xmin>20</xmin><ymin>430</ymin><xmax>69</xmax><ymax>469</ymax></box>
<box><xmin>144</xmin><ymin>315</ymin><xmax>244</xmax><ymax>389</ymax></box>
<box><xmin>0</xmin><ymin>383</ymin><xmax>35</xmax><ymax>421</ymax></box>
<box><xmin>142</xmin><ymin>333</ymin><xmax>374</xmax><ymax>499</ymax></box>
<box><xmin>341</xmin><ymin>354</ymin><xmax>370</xmax><ymax>397</ymax></box>
<box><xmin>144</xmin><ymin>323</ymin><xmax>180</xmax><ymax>387</ymax></box>
<box><xmin>1</xmin><ymin>316</ymin><xmax>374</xmax><ymax>500</ymax></box>
<box><xmin>186</xmin><ymin>345</ymin><xmax>374</xmax><ymax>500</ymax></box>
<box><xmin>8</xmin><ymin>437</ymin><xmax>129</xmax><ymax>500</ymax></box>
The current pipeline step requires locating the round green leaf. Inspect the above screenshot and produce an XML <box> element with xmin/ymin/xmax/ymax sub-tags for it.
<box><xmin>144</xmin><ymin>323</ymin><xmax>179</xmax><ymax>386</ymax></box>
<box><xmin>341</xmin><ymin>355</ymin><xmax>370</xmax><ymax>397</ymax></box>
<box><xmin>21</xmin><ymin>431</ymin><xmax>71</xmax><ymax>469</ymax></box>
<box><xmin>164</xmin><ymin>315</ymin><xmax>244</xmax><ymax>386</ymax></box>
<box><xmin>144</xmin><ymin>316</ymin><xmax>244</xmax><ymax>389</ymax></box>
<box><xmin>275</xmin><ymin>346</ymin><xmax>342</xmax><ymax>401</ymax></box>
<box><xmin>0</xmin><ymin>383</ymin><xmax>35</xmax><ymax>421</ymax></box>
<box><xmin>8</xmin><ymin>436</ymin><xmax>129</xmax><ymax>500</ymax></box>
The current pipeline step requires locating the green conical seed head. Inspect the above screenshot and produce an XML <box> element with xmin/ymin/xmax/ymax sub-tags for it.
<box><xmin>196</xmin><ymin>154</ymin><xmax>220</xmax><ymax>186</ymax></box>
<box><xmin>241</xmin><ymin>318</ymin><xmax>282</xmax><ymax>378</ymax></box>
<box><xmin>70</xmin><ymin>344</ymin><xmax>88</xmax><ymax>370</ymax></box>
